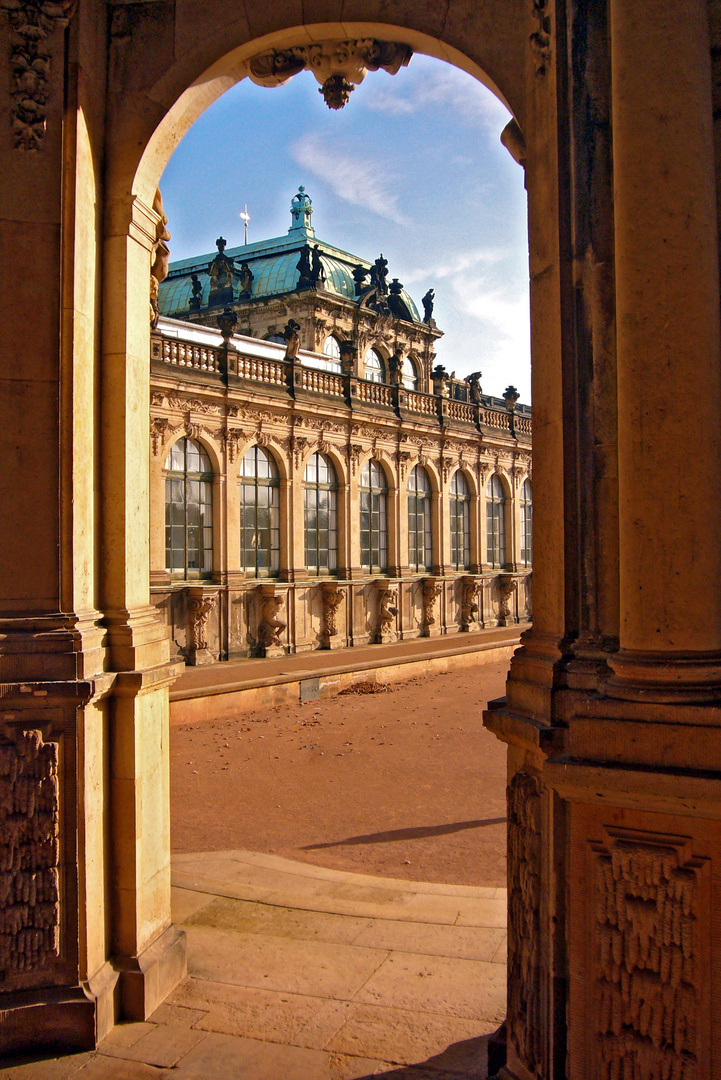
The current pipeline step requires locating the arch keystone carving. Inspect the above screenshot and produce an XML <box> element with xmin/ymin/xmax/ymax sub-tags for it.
<box><xmin>248</xmin><ymin>39</ymin><xmax>412</xmax><ymax>110</ymax></box>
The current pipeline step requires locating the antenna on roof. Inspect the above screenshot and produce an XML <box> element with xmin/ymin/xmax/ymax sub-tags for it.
<box><xmin>239</xmin><ymin>204</ymin><xmax>250</xmax><ymax>245</ymax></box>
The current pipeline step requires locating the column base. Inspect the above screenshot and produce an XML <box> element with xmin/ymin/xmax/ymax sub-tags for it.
<box><xmin>115</xmin><ymin>924</ymin><xmax>187</xmax><ymax>1022</ymax></box>
<box><xmin>603</xmin><ymin>647</ymin><xmax>721</xmax><ymax>703</ymax></box>
<box><xmin>0</xmin><ymin>987</ymin><xmax>96</xmax><ymax>1056</ymax></box>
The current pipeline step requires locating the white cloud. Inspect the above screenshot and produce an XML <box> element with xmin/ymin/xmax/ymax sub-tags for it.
<box><xmin>362</xmin><ymin>62</ymin><xmax>511</xmax><ymax>132</ymax></box>
<box><xmin>290</xmin><ymin>132</ymin><xmax>412</xmax><ymax>226</ymax></box>
<box><xmin>401</xmin><ymin>247</ymin><xmax>504</xmax><ymax>286</ymax></box>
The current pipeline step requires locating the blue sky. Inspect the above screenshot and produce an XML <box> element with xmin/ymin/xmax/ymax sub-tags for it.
<box><xmin>160</xmin><ymin>54</ymin><xmax>531</xmax><ymax>401</ymax></box>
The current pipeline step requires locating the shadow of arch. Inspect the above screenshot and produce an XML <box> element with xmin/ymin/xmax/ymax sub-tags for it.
<box><xmin>354</xmin><ymin>1032</ymin><xmax>499</xmax><ymax>1078</ymax></box>
<box><xmin>302</xmin><ymin>817</ymin><xmax>507</xmax><ymax>850</ymax></box>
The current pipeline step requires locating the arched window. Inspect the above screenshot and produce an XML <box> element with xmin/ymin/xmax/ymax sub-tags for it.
<box><xmin>486</xmin><ymin>474</ymin><xmax>507</xmax><ymax>568</ymax></box>
<box><xmin>408</xmin><ymin>465</ymin><xmax>432</xmax><ymax>570</ymax></box>
<box><xmin>363</xmin><ymin>348</ymin><xmax>384</xmax><ymax>383</ymax></box>
<box><xmin>520</xmin><ymin>478</ymin><xmax>532</xmax><ymax>567</ymax></box>
<box><xmin>323</xmin><ymin>335</ymin><xmax>341</xmax><ymax>360</ymax></box>
<box><xmin>165</xmin><ymin>437</ymin><xmax>213</xmax><ymax>578</ymax></box>
<box><xmin>360</xmin><ymin>460</ymin><xmax>388</xmax><ymax>571</ymax></box>
<box><xmin>450</xmin><ymin>470</ymin><xmax>471</xmax><ymax>571</ymax></box>
<box><xmin>401</xmin><ymin>356</ymin><xmax>418</xmax><ymax>391</ymax></box>
<box><xmin>304</xmin><ymin>452</ymin><xmax>338</xmax><ymax>574</ymax></box>
<box><xmin>240</xmin><ymin>445</ymin><xmax>280</xmax><ymax>576</ymax></box>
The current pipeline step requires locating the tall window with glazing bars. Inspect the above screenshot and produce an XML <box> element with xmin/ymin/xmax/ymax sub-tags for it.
<box><xmin>520</xmin><ymin>478</ymin><xmax>532</xmax><ymax>567</ymax></box>
<box><xmin>304</xmin><ymin>452</ymin><xmax>338</xmax><ymax>574</ymax></box>
<box><xmin>449</xmin><ymin>470</ymin><xmax>471</xmax><ymax>571</ymax></box>
<box><xmin>240</xmin><ymin>445</ymin><xmax>280</xmax><ymax>576</ymax></box>
<box><xmin>486</xmin><ymin>474</ymin><xmax>507</xmax><ymax>568</ymax></box>
<box><xmin>408</xmin><ymin>465</ymin><xmax>432</xmax><ymax>571</ymax></box>
<box><xmin>360</xmin><ymin>460</ymin><xmax>388</xmax><ymax>571</ymax></box>
<box><xmin>164</xmin><ymin>437</ymin><xmax>213</xmax><ymax>577</ymax></box>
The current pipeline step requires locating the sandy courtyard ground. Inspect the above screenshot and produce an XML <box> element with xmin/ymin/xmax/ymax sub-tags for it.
<box><xmin>171</xmin><ymin>659</ymin><xmax>510</xmax><ymax>888</ymax></box>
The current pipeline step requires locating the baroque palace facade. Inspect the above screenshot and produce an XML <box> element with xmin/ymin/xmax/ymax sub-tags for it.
<box><xmin>151</xmin><ymin>189</ymin><xmax>532</xmax><ymax>663</ymax></box>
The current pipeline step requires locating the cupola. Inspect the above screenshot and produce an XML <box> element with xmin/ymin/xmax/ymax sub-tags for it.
<box><xmin>288</xmin><ymin>186</ymin><xmax>315</xmax><ymax>238</ymax></box>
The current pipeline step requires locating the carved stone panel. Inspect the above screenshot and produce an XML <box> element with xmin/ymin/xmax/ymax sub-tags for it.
<box><xmin>591</xmin><ymin>829</ymin><xmax>708</xmax><ymax>1080</ymax></box>
<box><xmin>0</xmin><ymin>727</ymin><xmax>60</xmax><ymax>981</ymax></box>
<box><xmin>507</xmin><ymin>770</ymin><xmax>542</xmax><ymax>1074</ymax></box>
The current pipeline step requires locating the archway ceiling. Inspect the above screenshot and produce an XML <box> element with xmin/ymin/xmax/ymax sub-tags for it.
<box><xmin>104</xmin><ymin>2</ymin><xmax>528</xmax><ymax>205</ymax></box>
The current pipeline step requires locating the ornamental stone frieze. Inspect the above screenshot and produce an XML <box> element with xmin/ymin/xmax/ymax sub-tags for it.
<box><xmin>247</xmin><ymin>39</ymin><xmax>412</xmax><ymax>110</ymax></box>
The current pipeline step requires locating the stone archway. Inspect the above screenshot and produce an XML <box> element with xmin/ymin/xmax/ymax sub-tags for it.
<box><xmin>2</xmin><ymin>2</ymin><xmax>720</xmax><ymax>1076</ymax></box>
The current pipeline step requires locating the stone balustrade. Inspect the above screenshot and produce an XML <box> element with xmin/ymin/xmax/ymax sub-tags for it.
<box><xmin>151</xmin><ymin>327</ymin><xmax>527</xmax><ymax>439</ymax></box>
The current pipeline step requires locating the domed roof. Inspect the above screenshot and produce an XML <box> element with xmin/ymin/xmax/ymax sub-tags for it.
<box><xmin>158</xmin><ymin>188</ymin><xmax>422</xmax><ymax>324</ymax></box>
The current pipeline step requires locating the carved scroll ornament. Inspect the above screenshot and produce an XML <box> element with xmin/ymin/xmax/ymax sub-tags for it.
<box><xmin>2</xmin><ymin>0</ymin><xmax>77</xmax><ymax>150</ymax></box>
<box><xmin>321</xmin><ymin>583</ymin><xmax>343</xmax><ymax>640</ymax></box>
<box><xmin>0</xmin><ymin>727</ymin><xmax>60</xmax><ymax>978</ymax></box>
<box><xmin>187</xmin><ymin>593</ymin><xmax>216</xmax><ymax>651</ymax></box>
<box><xmin>258</xmin><ymin>592</ymin><xmax>286</xmax><ymax>649</ymax></box>
<box><xmin>248</xmin><ymin>39</ymin><xmax>412</xmax><ymax>110</ymax></box>
<box><xmin>421</xmin><ymin>578</ymin><xmax>441</xmax><ymax>630</ymax></box>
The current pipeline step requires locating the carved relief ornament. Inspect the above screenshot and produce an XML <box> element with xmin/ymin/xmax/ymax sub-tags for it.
<box><xmin>592</xmin><ymin>829</ymin><xmax>707</xmax><ymax>1080</ymax></box>
<box><xmin>248</xmin><ymin>39</ymin><xmax>412</xmax><ymax>110</ymax></box>
<box><xmin>0</xmin><ymin>727</ymin><xmax>60</xmax><ymax>979</ymax></box>
<box><xmin>1</xmin><ymin>0</ymin><xmax>76</xmax><ymax>151</ymax></box>
<box><xmin>507</xmin><ymin>771</ymin><xmax>542</xmax><ymax>1072</ymax></box>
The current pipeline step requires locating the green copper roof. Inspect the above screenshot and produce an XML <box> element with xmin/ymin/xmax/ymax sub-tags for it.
<box><xmin>158</xmin><ymin>188</ymin><xmax>422</xmax><ymax>324</ymax></box>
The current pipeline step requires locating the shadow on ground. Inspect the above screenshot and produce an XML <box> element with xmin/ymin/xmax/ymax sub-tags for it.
<box><xmin>355</xmin><ymin>1033</ymin><xmax>496</xmax><ymax>1078</ymax></box>
<box><xmin>302</xmin><ymin>818</ymin><xmax>508</xmax><ymax>850</ymax></box>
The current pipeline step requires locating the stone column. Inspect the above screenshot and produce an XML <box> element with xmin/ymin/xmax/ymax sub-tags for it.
<box><xmin>102</xmin><ymin>192</ymin><xmax>185</xmax><ymax>1022</ymax></box>
<box><xmin>607</xmin><ymin>0</ymin><xmax>721</xmax><ymax>700</ymax></box>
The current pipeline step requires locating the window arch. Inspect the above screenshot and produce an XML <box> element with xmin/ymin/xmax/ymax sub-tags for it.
<box><xmin>449</xmin><ymin>470</ymin><xmax>471</xmax><ymax>571</ymax></box>
<box><xmin>240</xmin><ymin>445</ymin><xmax>280</xmax><ymax>576</ymax></box>
<box><xmin>323</xmin><ymin>335</ymin><xmax>341</xmax><ymax>360</ymax></box>
<box><xmin>486</xmin><ymin>474</ymin><xmax>507</xmax><ymax>568</ymax></box>
<box><xmin>304</xmin><ymin>452</ymin><xmax>338</xmax><ymax>574</ymax></box>
<box><xmin>520</xmin><ymin>478</ymin><xmax>532</xmax><ymax>567</ymax></box>
<box><xmin>164</xmin><ymin>437</ymin><xmax>213</xmax><ymax>578</ymax></box>
<box><xmin>360</xmin><ymin>460</ymin><xmax>388</xmax><ymax>571</ymax></box>
<box><xmin>408</xmin><ymin>465</ymin><xmax>432</xmax><ymax>570</ymax></box>
<box><xmin>401</xmin><ymin>356</ymin><xmax>418</xmax><ymax>391</ymax></box>
<box><xmin>363</xmin><ymin>348</ymin><xmax>384</xmax><ymax>383</ymax></box>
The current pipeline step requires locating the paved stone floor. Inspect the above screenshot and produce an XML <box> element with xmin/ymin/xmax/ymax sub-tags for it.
<box><xmin>1</xmin><ymin>850</ymin><xmax>507</xmax><ymax>1079</ymax></box>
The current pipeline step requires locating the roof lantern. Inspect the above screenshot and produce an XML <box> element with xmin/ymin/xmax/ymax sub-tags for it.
<box><xmin>289</xmin><ymin>185</ymin><xmax>315</xmax><ymax>238</ymax></box>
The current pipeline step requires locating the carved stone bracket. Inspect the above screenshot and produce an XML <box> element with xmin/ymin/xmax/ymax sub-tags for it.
<box><xmin>257</xmin><ymin>584</ymin><xmax>287</xmax><ymax>658</ymax></box>
<box><xmin>1</xmin><ymin>0</ymin><xmax>77</xmax><ymax>151</ymax></box>
<box><xmin>421</xmin><ymin>577</ymin><xmax>442</xmax><ymax>637</ymax></box>
<box><xmin>374</xmin><ymin>580</ymin><xmax>398</xmax><ymax>644</ymax></box>
<box><xmin>0</xmin><ymin>726</ymin><xmax>60</xmax><ymax>980</ymax></box>
<box><xmin>185</xmin><ymin>588</ymin><xmax>217</xmax><ymax>666</ymax></box>
<box><xmin>248</xmin><ymin>39</ymin><xmax>412</xmax><ymax>110</ymax></box>
<box><xmin>320</xmin><ymin>582</ymin><xmax>344</xmax><ymax>650</ymax></box>
<box><xmin>497</xmin><ymin>574</ymin><xmax>518</xmax><ymax>627</ymax></box>
<box><xmin>459</xmin><ymin>576</ymin><xmax>482</xmax><ymax>631</ymax></box>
